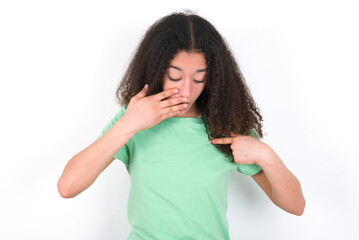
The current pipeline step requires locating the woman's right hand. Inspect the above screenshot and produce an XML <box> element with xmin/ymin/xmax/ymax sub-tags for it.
<box><xmin>122</xmin><ymin>84</ymin><xmax>189</xmax><ymax>133</ymax></box>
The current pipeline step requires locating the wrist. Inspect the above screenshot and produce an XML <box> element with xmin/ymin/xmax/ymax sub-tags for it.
<box><xmin>114</xmin><ymin>116</ymin><xmax>138</xmax><ymax>138</ymax></box>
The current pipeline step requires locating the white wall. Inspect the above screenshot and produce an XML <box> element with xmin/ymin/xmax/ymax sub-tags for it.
<box><xmin>1</xmin><ymin>0</ymin><xmax>358</xmax><ymax>239</ymax></box>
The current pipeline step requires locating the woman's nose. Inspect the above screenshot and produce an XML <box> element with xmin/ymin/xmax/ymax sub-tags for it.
<box><xmin>178</xmin><ymin>80</ymin><xmax>191</xmax><ymax>98</ymax></box>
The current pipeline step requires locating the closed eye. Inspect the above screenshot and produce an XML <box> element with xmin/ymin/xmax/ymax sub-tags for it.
<box><xmin>168</xmin><ymin>76</ymin><xmax>205</xmax><ymax>83</ymax></box>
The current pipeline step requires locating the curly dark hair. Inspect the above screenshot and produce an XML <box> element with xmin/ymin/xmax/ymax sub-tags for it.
<box><xmin>115</xmin><ymin>11</ymin><xmax>264</xmax><ymax>158</ymax></box>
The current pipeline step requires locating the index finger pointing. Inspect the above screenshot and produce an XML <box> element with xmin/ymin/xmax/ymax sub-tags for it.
<box><xmin>210</xmin><ymin>137</ymin><xmax>233</xmax><ymax>144</ymax></box>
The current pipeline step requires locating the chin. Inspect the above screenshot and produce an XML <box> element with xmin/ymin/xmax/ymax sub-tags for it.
<box><xmin>177</xmin><ymin>110</ymin><xmax>187</xmax><ymax>116</ymax></box>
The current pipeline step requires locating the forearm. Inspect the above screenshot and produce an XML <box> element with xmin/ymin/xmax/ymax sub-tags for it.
<box><xmin>259</xmin><ymin>146</ymin><xmax>306</xmax><ymax>215</ymax></box>
<box><xmin>58</xmin><ymin>117</ymin><xmax>136</xmax><ymax>198</ymax></box>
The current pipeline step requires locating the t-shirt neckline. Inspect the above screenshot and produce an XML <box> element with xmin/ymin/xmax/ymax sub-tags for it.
<box><xmin>165</xmin><ymin>114</ymin><xmax>203</xmax><ymax>123</ymax></box>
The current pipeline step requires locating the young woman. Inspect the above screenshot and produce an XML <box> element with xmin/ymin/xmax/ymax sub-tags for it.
<box><xmin>58</xmin><ymin>11</ymin><xmax>306</xmax><ymax>240</ymax></box>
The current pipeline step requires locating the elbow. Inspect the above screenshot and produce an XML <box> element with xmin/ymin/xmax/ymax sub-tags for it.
<box><xmin>294</xmin><ymin>197</ymin><xmax>306</xmax><ymax>216</ymax></box>
<box><xmin>57</xmin><ymin>178</ymin><xmax>76</xmax><ymax>199</ymax></box>
<box><xmin>294</xmin><ymin>209</ymin><xmax>304</xmax><ymax>216</ymax></box>
<box><xmin>58</xmin><ymin>189</ymin><xmax>72</xmax><ymax>199</ymax></box>
<box><xmin>295</xmin><ymin>209</ymin><xmax>304</xmax><ymax>216</ymax></box>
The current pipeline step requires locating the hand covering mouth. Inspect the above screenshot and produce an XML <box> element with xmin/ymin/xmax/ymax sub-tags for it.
<box><xmin>174</xmin><ymin>101</ymin><xmax>189</xmax><ymax>106</ymax></box>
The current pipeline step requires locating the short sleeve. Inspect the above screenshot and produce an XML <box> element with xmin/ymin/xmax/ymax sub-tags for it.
<box><xmin>95</xmin><ymin>105</ymin><xmax>130</xmax><ymax>170</ymax></box>
<box><xmin>236</xmin><ymin>129</ymin><xmax>263</xmax><ymax>176</ymax></box>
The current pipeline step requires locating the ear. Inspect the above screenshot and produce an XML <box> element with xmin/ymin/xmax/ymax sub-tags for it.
<box><xmin>230</xmin><ymin>131</ymin><xmax>236</xmax><ymax>137</ymax></box>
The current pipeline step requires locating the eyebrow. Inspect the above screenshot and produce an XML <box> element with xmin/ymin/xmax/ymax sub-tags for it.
<box><xmin>169</xmin><ymin>65</ymin><xmax>207</xmax><ymax>73</ymax></box>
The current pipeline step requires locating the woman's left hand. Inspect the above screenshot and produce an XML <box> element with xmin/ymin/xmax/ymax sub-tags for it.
<box><xmin>210</xmin><ymin>131</ymin><xmax>271</xmax><ymax>166</ymax></box>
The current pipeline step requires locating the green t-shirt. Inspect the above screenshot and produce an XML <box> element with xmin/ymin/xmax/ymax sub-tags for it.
<box><xmin>96</xmin><ymin>105</ymin><xmax>262</xmax><ymax>240</ymax></box>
